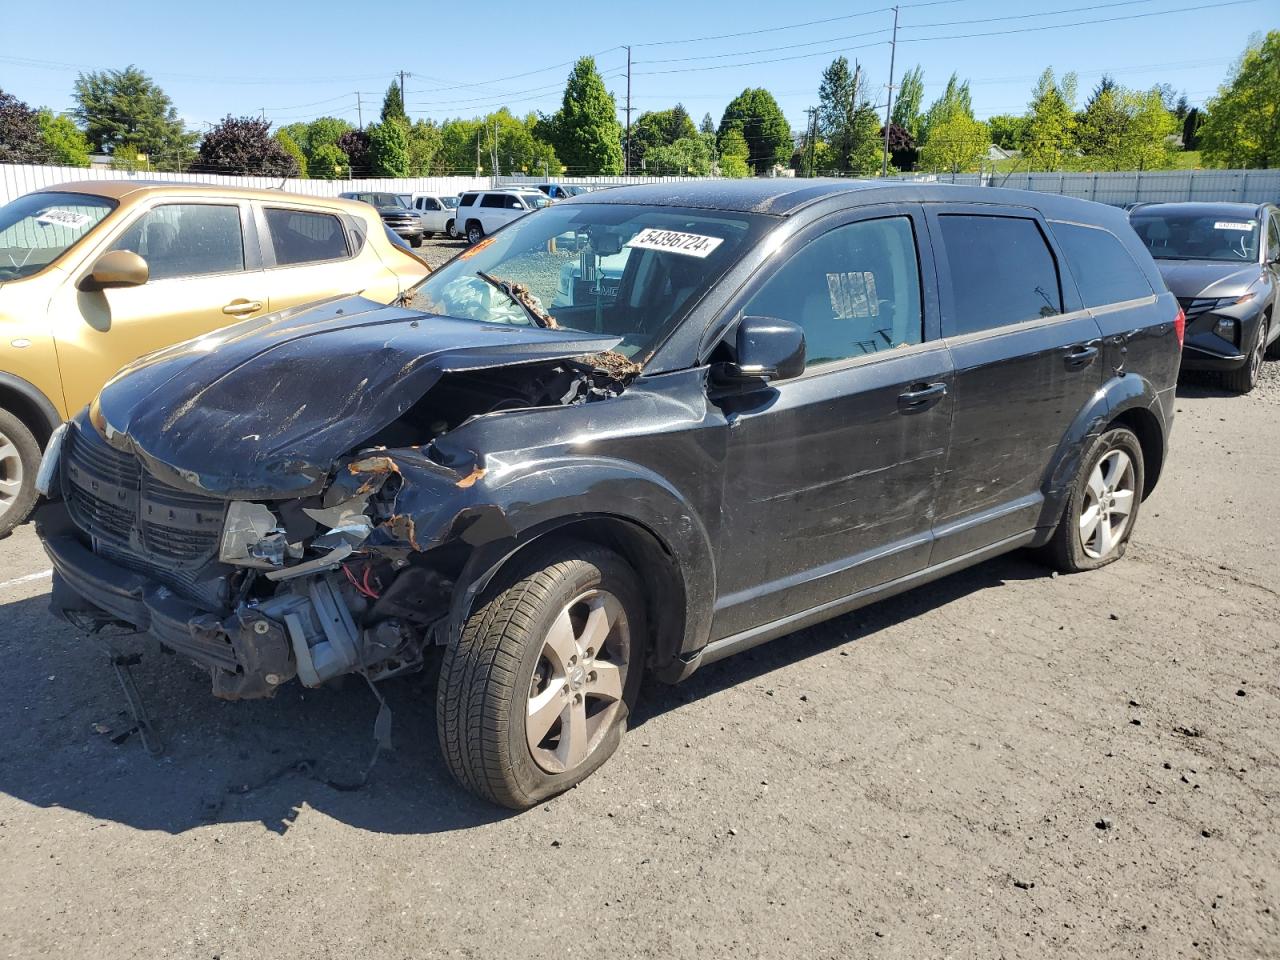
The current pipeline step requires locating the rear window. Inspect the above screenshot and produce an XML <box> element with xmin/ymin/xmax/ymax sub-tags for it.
<box><xmin>264</xmin><ymin>208</ymin><xmax>350</xmax><ymax>266</ymax></box>
<box><xmin>459</xmin><ymin>193</ymin><xmax>477</xmax><ymax>207</ymax></box>
<box><xmin>1050</xmin><ymin>222</ymin><xmax>1153</xmax><ymax>307</ymax></box>
<box><xmin>937</xmin><ymin>214</ymin><xmax>1062</xmax><ymax>336</ymax></box>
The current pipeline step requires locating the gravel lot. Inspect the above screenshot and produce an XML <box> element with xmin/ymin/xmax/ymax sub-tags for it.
<box><xmin>1</xmin><ymin>240</ymin><xmax>1277</xmax><ymax>959</ymax></box>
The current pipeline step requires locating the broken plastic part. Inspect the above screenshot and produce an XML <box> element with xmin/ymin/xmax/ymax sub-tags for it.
<box><xmin>220</xmin><ymin>501</ymin><xmax>284</xmax><ymax>568</ymax></box>
<box><xmin>264</xmin><ymin>542</ymin><xmax>354</xmax><ymax>582</ymax></box>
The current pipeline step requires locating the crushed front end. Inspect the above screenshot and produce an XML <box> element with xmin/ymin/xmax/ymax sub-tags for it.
<box><xmin>37</xmin><ymin>413</ymin><xmax>492</xmax><ymax>700</ymax></box>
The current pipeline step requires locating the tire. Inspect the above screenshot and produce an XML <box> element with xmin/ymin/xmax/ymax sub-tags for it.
<box><xmin>437</xmin><ymin>540</ymin><xmax>645</xmax><ymax>808</ymax></box>
<box><xmin>1263</xmin><ymin>313</ymin><xmax>1279</xmax><ymax>359</ymax></box>
<box><xmin>1222</xmin><ymin>316</ymin><xmax>1267</xmax><ymax>393</ymax></box>
<box><xmin>466</xmin><ymin>221</ymin><xmax>484</xmax><ymax>245</ymax></box>
<box><xmin>409</xmin><ymin>235</ymin><xmax>423</xmax><ymax>248</ymax></box>
<box><xmin>0</xmin><ymin>409</ymin><xmax>41</xmax><ymax>539</ymax></box>
<box><xmin>1043</xmin><ymin>426</ymin><xmax>1145</xmax><ymax>574</ymax></box>
<box><xmin>445</xmin><ymin>219</ymin><xmax>456</xmax><ymax>239</ymax></box>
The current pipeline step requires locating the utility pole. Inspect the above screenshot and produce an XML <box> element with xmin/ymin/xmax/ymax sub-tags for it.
<box><xmin>476</xmin><ymin>129</ymin><xmax>482</xmax><ymax>176</ymax></box>
<box><xmin>260</xmin><ymin>107</ymin><xmax>266</xmax><ymax>122</ymax></box>
<box><xmin>805</xmin><ymin>107</ymin><xmax>818</xmax><ymax>177</ymax></box>
<box><xmin>356</xmin><ymin>92</ymin><xmax>363</xmax><ymax>130</ymax></box>
<box><xmin>881</xmin><ymin>5</ymin><xmax>899</xmax><ymax>177</ymax></box>
<box><xmin>624</xmin><ymin>45</ymin><xmax>633</xmax><ymax>176</ymax></box>
<box><xmin>398</xmin><ymin>70</ymin><xmax>409</xmax><ymax>111</ymax></box>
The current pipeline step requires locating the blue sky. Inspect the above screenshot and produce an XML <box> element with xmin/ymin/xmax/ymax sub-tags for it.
<box><xmin>1</xmin><ymin>0</ymin><xmax>1275</xmax><ymax>135</ymax></box>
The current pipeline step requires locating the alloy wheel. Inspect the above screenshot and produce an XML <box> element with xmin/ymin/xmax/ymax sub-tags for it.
<box><xmin>0</xmin><ymin>428</ymin><xmax>25</xmax><ymax>523</ymax></box>
<box><xmin>525</xmin><ymin>588</ymin><xmax>630</xmax><ymax>775</ymax></box>
<box><xmin>1249</xmin><ymin>320</ymin><xmax>1267</xmax><ymax>385</ymax></box>
<box><xmin>1079</xmin><ymin>448</ymin><xmax>1136</xmax><ymax>560</ymax></box>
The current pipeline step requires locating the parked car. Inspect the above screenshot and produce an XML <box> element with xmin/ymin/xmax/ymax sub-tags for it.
<box><xmin>339</xmin><ymin>191</ymin><xmax>426</xmax><ymax>247</ymax></box>
<box><xmin>0</xmin><ymin>180</ymin><xmax>429</xmax><ymax>537</ymax></box>
<box><xmin>36</xmin><ymin>180</ymin><xmax>1180</xmax><ymax>808</ymax></box>
<box><xmin>533</xmin><ymin>184</ymin><xmax>593</xmax><ymax>200</ymax></box>
<box><xmin>410</xmin><ymin>192</ymin><xmax>462</xmax><ymax>239</ymax></box>
<box><xmin>1129</xmin><ymin>201</ymin><xmax>1279</xmax><ymax>392</ymax></box>
<box><xmin>455</xmin><ymin>189</ymin><xmax>552</xmax><ymax>244</ymax></box>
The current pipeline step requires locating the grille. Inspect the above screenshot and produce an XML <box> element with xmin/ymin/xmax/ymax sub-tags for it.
<box><xmin>63</xmin><ymin>424</ymin><xmax>227</xmax><ymax>583</ymax></box>
<box><xmin>1178</xmin><ymin>297</ymin><xmax>1218</xmax><ymax>322</ymax></box>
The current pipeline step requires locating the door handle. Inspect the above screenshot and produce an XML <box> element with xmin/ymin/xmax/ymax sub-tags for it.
<box><xmin>1063</xmin><ymin>343</ymin><xmax>1099</xmax><ymax>368</ymax></box>
<box><xmin>897</xmin><ymin>381</ymin><xmax>947</xmax><ymax>413</ymax></box>
<box><xmin>222</xmin><ymin>299</ymin><xmax>263</xmax><ymax>316</ymax></box>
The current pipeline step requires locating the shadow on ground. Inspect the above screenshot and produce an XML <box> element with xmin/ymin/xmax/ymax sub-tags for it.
<box><xmin>0</xmin><ymin>551</ymin><xmax>1047</xmax><ymax>836</ymax></box>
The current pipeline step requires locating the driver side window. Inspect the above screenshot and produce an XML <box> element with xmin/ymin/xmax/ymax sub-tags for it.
<box><xmin>743</xmin><ymin>216</ymin><xmax>923</xmax><ymax>368</ymax></box>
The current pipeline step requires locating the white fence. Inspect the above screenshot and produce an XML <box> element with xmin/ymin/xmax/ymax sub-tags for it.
<box><xmin>4</xmin><ymin>162</ymin><xmax>1279</xmax><ymax>208</ymax></box>
<box><xmin>0</xmin><ymin>163</ymin><xmax>490</xmax><ymax>206</ymax></box>
<box><xmin>892</xmin><ymin>168</ymin><xmax>1280</xmax><ymax>205</ymax></box>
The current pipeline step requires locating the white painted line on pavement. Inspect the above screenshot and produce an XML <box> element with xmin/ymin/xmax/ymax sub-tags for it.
<box><xmin>0</xmin><ymin>569</ymin><xmax>52</xmax><ymax>589</ymax></box>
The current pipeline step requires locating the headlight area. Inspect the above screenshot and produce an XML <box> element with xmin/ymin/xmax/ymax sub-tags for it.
<box><xmin>204</xmin><ymin>451</ymin><xmax>491</xmax><ymax>700</ymax></box>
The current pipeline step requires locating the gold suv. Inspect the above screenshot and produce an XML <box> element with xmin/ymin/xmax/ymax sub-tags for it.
<box><xmin>0</xmin><ymin>180</ymin><xmax>430</xmax><ymax>535</ymax></box>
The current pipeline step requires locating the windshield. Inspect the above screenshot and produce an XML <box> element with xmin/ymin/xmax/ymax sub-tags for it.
<box><xmin>396</xmin><ymin>194</ymin><xmax>413</xmax><ymax>208</ymax></box>
<box><xmin>414</xmin><ymin>203</ymin><xmax>770</xmax><ymax>362</ymax></box>
<box><xmin>441</xmin><ymin>196</ymin><xmax>460</xmax><ymax>209</ymax></box>
<box><xmin>0</xmin><ymin>191</ymin><xmax>116</xmax><ymax>281</ymax></box>
<box><xmin>1130</xmin><ymin>212</ymin><xmax>1261</xmax><ymax>263</ymax></box>
<box><xmin>521</xmin><ymin>194</ymin><xmax>552</xmax><ymax>209</ymax></box>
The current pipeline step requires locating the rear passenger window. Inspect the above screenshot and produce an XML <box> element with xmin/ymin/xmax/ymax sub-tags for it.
<box><xmin>1050</xmin><ymin>222</ymin><xmax>1153</xmax><ymax>307</ymax></box>
<box><xmin>937</xmin><ymin>215</ymin><xmax>1062</xmax><ymax>335</ymax></box>
<box><xmin>480</xmin><ymin>194</ymin><xmax>505</xmax><ymax>209</ymax></box>
<box><xmin>459</xmin><ymin>194</ymin><xmax>476</xmax><ymax>207</ymax></box>
<box><xmin>264</xmin><ymin>209</ymin><xmax>350</xmax><ymax>266</ymax></box>
<box><xmin>744</xmin><ymin>216</ymin><xmax>923</xmax><ymax>368</ymax></box>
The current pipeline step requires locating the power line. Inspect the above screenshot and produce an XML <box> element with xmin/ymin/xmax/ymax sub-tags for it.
<box><xmin>903</xmin><ymin>0</ymin><xmax>1166</xmax><ymax>29</ymax></box>
<box><xmin>635</xmin><ymin>28</ymin><xmax>893</xmax><ymax>65</ymax></box>
<box><xmin>634</xmin><ymin>41</ymin><xmax>888</xmax><ymax>76</ymax></box>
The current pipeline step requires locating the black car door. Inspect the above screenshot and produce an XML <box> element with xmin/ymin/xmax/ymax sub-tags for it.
<box><xmin>709</xmin><ymin>204</ymin><xmax>954</xmax><ymax>642</ymax></box>
<box><xmin>922</xmin><ymin>204</ymin><xmax>1103</xmax><ymax>563</ymax></box>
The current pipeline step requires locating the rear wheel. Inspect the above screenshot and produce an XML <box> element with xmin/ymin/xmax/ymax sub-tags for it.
<box><xmin>1043</xmin><ymin>426</ymin><xmax>1144</xmax><ymax>573</ymax></box>
<box><xmin>1222</xmin><ymin>316</ymin><xmax>1267</xmax><ymax>393</ymax></box>
<box><xmin>0</xmin><ymin>409</ymin><xmax>41</xmax><ymax>538</ymax></box>
<box><xmin>437</xmin><ymin>541</ymin><xmax>644</xmax><ymax>808</ymax></box>
<box><xmin>466</xmin><ymin>221</ymin><xmax>484</xmax><ymax>245</ymax></box>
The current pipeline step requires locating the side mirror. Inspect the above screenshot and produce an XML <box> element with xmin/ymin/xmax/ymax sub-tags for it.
<box><xmin>717</xmin><ymin>316</ymin><xmax>807</xmax><ymax>385</ymax></box>
<box><xmin>80</xmin><ymin>250</ymin><xmax>149</xmax><ymax>291</ymax></box>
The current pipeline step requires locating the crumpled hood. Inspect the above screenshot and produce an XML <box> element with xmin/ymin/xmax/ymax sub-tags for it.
<box><xmin>1155</xmin><ymin>260</ymin><xmax>1261</xmax><ymax>299</ymax></box>
<box><xmin>93</xmin><ymin>295</ymin><xmax>620</xmax><ymax>499</ymax></box>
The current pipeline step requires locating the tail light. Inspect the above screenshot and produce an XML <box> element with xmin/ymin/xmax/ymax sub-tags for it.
<box><xmin>1173</xmin><ymin>306</ymin><xmax>1185</xmax><ymax>348</ymax></box>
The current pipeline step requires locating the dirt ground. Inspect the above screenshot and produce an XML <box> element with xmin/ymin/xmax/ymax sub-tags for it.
<box><xmin>1</xmin><ymin>238</ymin><xmax>1276</xmax><ymax>959</ymax></box>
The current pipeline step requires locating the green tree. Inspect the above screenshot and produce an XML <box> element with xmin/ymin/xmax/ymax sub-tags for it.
<box><xmin>406</xmin><ymin>119</ymin><xmax>441</xmax><ymax>175</ymax></box>
<box><xmin>1076</xmin><ymin>84</ymin><xmax>1128</xmax><ymax>165</ymax></box>
<box><xmin>919</xmin><ymin>114</ymin><xmax>989</xmax><ymax>173</ymax></box>
<box><xmin>645</xmin><ymin>136</ymin><xmax>713</xmax><ymax>176</ymax></box>
<box><xmin>437</xmin><ymin>117</ymin><xmax>484</xmax><ymax>174</ymax></box>
<box><xmin>718</xmin><ymin>128</ymin><xmax>751</xmax><ymax>178</ymax></box>
<box><xmin>919</xmin><ymin>73</ymin><xmax>973</xmax><ymax>145</ymax></box>
<box><xmin>1023</xmin><ymin>68</ymin><xmax>1078</xmax><ymax>171</ymax></box>
<box><xmin>367</xmin><ymin>120</ymin><xmax>410</xmax><ymax>177</ymax></box>
<box><xmin>818</xmin><ymin>57</ymin><xmax>859</xmax><ymax>173</ymax></box>
<box><xmin>274</xmin><ymin>128</ymin><xmax>308</xmax><ymax>177</ymax></box>
<box><xmin>71</xmin><ymin>66</ymin><xmax>195</xmax><ymax>169</ymax></box>
<box><xmin>0</xmin><ymin>89</ymin><xmax>50</xmax><ymax>163</ymax></box>
<box><xmin>550</xmin><ymin>57</ymin><xmax>623</xmax><ymax>175</ymax></box>
<box><xmin>719</xmin><ymin>87</ymin><xmax>791</xmax><ymax>174</ymax></box>
<box><xmin>1115</xmin><ymin>88</ymin><xmax>1177</xmax><ymax>170</ymax></box>
<box><xmin>381</xmin><ymin>80</ymin><xmax>407</xmax><ymax>125</ymax></box>
<box><xmin>37</xmin><ymin>110</ymin><xmax>91</xmax><ymax>166</ymax></box>
<box><xmin>1199</xmin><ymin>31</ymin><xmax>1280</xmax><ymax>168</ymax></box>
<box><xmin>632</xmin><ymin>105</ymin><xmax>698</xmax><ymax>168</ymax></box>
<box><xmin>891</xmin><ymin>65</ymin><xmax>926</xmax><ymax>141</ymax></box>
<box><xmin>1182</xmin><ymin>107</ymin><xmax>1205</xmax><ymax>151</ymax></box>
<box><xmin>310</xmin><ymin>143</ymin><xmax>348</xmax><ymax>179</ymax></box>
<box><xmin>987</xmin><ymin>114</ymin><xmax>1027</xmax><ymax>150</ymax></box>
<box><xmin>700</xmin><ymin>112</ymin><xmax>715</xmax><ymax>134</ymax></box>
<box><xmin>846</xmin><ymin>104</ymin><xmax>885</xmax><ymax>175</ymax></box>
<box><xmin>109</xmin><ymin>143</ymin><xmax>146</xmax><ymax>172</ymax></box>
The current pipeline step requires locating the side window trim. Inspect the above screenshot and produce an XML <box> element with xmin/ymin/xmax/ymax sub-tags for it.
<box><xmin>922</xmin><ymin>202</ymin><xmax>1085</xmax><ymax>341</ymax></box>
<box><xmin>700</xmin><ymin>202</ymin><xmax>941</xmax><ymax>369</ymax></box>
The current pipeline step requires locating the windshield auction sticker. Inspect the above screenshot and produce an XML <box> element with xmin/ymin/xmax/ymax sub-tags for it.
<box><xmin>1214</xmin><ymin>221</ymin><xmax>1255</xmax><ymax>231</ymax></box>
<box><xmin>35</xmin><ymin>209</ymin><xmax>93</xmax><ymax>229</ymax></box>
<box><xmin>626</xmin><ymin>228</ymin><xmax>724</xmax><ymax>258</ymax></box>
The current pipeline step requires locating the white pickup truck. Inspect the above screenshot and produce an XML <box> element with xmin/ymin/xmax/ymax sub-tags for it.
<box><xmin>455</xmin><ymin>189</ymin><xmax>551</xmax><ymax>244</ymax></box>
<box><xmin>410</xmin><ymin>193</ymin><xmax>462</xmax><ymax>239</ymax></box>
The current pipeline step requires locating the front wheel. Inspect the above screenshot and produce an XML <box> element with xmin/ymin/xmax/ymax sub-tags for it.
<box><xmin>1222</xmin><ymin>316</ymin><xmax>1268</xmax><ymax>392</ymax></box>
<box><xmin>445</xmin><ymin>219</ymin><xmax>457</xmax><ymax>239</ymax></box>
<box><xmin>0</xmin><ymin>409</ymin><xmax>41</xmax><ymax>538</ymax></box>
<box><xmin>466</xmin><ymin>221</ymin><xmax>484</xmax><ymax>245</ymax></box>
<box><xmin>409</xmin><ymin>235</ymin><xmax>423</xmax><ymax>248</ymax></box>
<box><xmin>437</xmin><ymin>542</ymin><xmax>645</xmax><ymax>808</ymax></box>
<box><xmin>1043</xmin><ymin>426</ymin><xmax>1145</xmax><ymax>573</ymax></box>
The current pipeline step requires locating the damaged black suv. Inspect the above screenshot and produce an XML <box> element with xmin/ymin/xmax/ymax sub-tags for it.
<box><xmin>36</xmin><ymin>181</ymin><xmax>1181</xmax><ymax>808</ymax></box>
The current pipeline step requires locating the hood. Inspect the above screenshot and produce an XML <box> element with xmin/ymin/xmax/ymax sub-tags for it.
<box><xmin>93</xmin><ymin>295</ymin><xmax>621</xmax><ymax>499</ymax></box>
<box><xmin>1154</xmin><ymin>260</ymin><xmax>1261</xmax><ymax>299</ymax></box>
